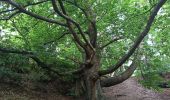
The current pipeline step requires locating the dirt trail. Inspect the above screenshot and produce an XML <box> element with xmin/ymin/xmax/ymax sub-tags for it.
<box><xmin>103</xmin><ymin>78</ymin><xmax>170</xmax><ymax>100</ymax></box>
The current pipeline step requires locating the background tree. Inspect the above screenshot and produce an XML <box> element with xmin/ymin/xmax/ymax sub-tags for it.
<box><xmin>0</xmin><ymin>0</ymin><xmax>168</xmax><ymax>100</ymax></box>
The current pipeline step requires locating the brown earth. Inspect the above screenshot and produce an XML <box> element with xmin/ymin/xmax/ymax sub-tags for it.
<box><xmin>0</xmin><ymin>82</ymin><xmax>75</xmax><ymax>100</ymax></box>
<box><xmin>103</xmin><ymin>78</ymin><xmax>170</xmax><ymax>100</ymax></box>
<box><xmin>0</xmin><ymin>78</ymin><xmax>170</xmax><ymax>100</ymax></box>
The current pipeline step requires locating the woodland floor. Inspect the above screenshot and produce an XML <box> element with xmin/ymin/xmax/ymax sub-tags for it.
<box><xmin>0</xmin><ymin>78</ymin><xmax>170</xmax><ymax>100</ymax></box>
<box><xmin>103</xmin><ymin>78</ymin><xmax>170</xmax><ymax>100</ymax></box>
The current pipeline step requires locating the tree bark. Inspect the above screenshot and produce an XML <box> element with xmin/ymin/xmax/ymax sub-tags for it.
<box><xmin>82</xmin><ymin>52</ymin><xmax>105</xmax><ymax>100</ymax></box>
<box><xmin>101</xmin><ymin>62</ymin><xmax>136</xmax><ymax>87</ymax></box>
<box><xmin>84</xmin><ymin>77</ymin><xmax>104</xmax><ymax>100</ymax></box>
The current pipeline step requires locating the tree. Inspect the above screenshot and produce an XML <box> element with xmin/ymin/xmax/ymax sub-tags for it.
<box><xmin>0</xmin><ymin>0</ymin><xmax>168</xmax><ymax>100</ymax></box>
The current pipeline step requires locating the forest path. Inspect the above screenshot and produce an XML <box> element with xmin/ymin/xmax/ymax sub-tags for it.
<box><xmin>103</xmin><ymin>78</ymin><xmax>170</xmax><ymax>100</ymax></box>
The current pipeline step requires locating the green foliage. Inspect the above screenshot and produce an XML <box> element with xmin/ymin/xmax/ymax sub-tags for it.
<box><xmin>0</xmin><ymin>0</ymin><xmax>169</xmax><ymax>90</ymax></box>
<box><xmin>139</xmin><ymin>71</ymin><xmax>164</xmax><ymax>91</ymax></box>
<box><xmin>0</xmin><ymin>67</ymin><xmax>21</xmax><ymax>83</ymax></box>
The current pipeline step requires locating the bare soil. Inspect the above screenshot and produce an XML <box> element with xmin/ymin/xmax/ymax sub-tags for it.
<box><xmin>0</xmin><ymin>82</ymin><xmax>74</xmax><ymax>100</ymax></box>
<box><xmin>103</xmin><ymin>78</ymin><xmax>170</xmax><ymax>100</ymax></box>
<box><xmin>0</xmin><ymin>78</ymin><xmax>170</xmax><ymax>100</ymax></box>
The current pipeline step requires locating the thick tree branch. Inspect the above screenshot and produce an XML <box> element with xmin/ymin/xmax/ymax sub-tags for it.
<box><xmin>0</xmin><ymin>47</ymin><xmax>33</xmax><ymax>55</ymax></box>
<box><xmin>99</xmin><ymin>0</ymin><xmax>167</xmax><ymax>76</ymax></box>
<box><xmin>4</xmin><ymin>0</ymin><xmax>67</xmax><ymax>27</ymax></box>
<box><xmin>92</xmin><ymin>22</ymin><xmax>98</xmax><ymax>47</ymax></box>
<box><xmin>51</xmin><ymin>0</ymin><xmax>85</xmax><ymax>49</ymax></box>
<box><xmin>64</xmin><ymin>0</ymin><xmax>98</xmax><ymax>47</ymax></box>
<box><xmin>61</xmin><ymin>63</ymin><xmax>86</xmax><ymax>75</ymax></box>
<box><xmin>1</xmin><ymin>0</ymin><xmax>49</xmax><ymax>11</ymax></box>
<box><xmin>63</xmin><ymin>0</ymin><xmax>98</xmax><ymax>47</ymax></box>
<box><xmin>0</xmin><ymin>47</ymin><xmax>61</xmax><ymax>76</ymax></box>
<box><xmin>101</xmin><ymin>62</ymin><xmax>136</xmax><ymax>87</ymax></box>
<box><xmin>0</xmin><ymin>0</ymin><xmax>50</xmax><ymax>21</ymax></box>
<box><xmin>51</xmin><ymin>0</ymin><xmax>75</xmax><ymax>21</ymax></box>
<box><xmin>29</xmin><ymin>56</ymin><xmax>61</xmax><ymax>76</ymax></box>
<box><xmin>0</xmin><ymin>0</ymin><xmax>50</xmax><ymax>15</ymax></box>
<box><xmin>52</xmin><ymin>0</ymin><xmax>95</xmax><ymax>51</ymax></box>
<box><xmin>58</xmin><ymin>0</ymin><xmax>89</xmax><ymax>45</ymax></box>
<box><xmin>88</xmin><ymin>21</ymin><xmax>98</xmax><ymax>48</ymax></box>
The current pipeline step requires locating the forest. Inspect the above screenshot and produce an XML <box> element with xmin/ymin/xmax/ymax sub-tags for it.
<box><xmin>0</xmin><ymin>0</ymin><xmax>170</xmax><ymax>100</ymax></box>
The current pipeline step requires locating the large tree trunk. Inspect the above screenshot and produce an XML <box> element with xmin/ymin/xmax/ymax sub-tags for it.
<box><xmin>74</xmin><ymin>66</ymin><xmax>104</xmax><ymax>100</ymax></box>
<box><xmin>83</xmin><ymin>67</ymin><xmax>103</xmax><ymax>100</ymax></box>
<box><xmin>81</xmin><ymin>56</ymin><xmax>137</xmax><ymax>100</ymax></box>
<box><xmin>82</xmin><ymin>52</ymin><xmax>104</xmax><ymax>100</ymax></box>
